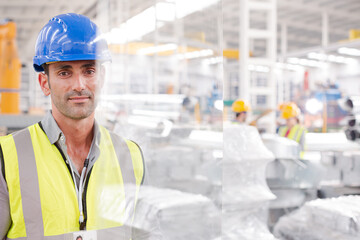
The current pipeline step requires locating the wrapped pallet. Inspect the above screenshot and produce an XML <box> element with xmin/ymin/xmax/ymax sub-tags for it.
<box><xmin>127</xmin><ymin>185</ymin><xmax>221</xmax><ymax>240</ymax></box>
<box><xmin>274</xmin><ymin>195</ymin><xmax>360</xmax><ymax>240</ymax></box>
<box><xmin>223</xmin><ymin>124</ymin><xmax>277</xmax><ymax>240</ymax></box>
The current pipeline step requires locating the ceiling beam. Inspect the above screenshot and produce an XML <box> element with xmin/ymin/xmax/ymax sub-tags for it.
<box><xmin>278</xmin><ymin>0</ymin><xmax>360</xmax><ymax>22</ymax></box>
<box><xmin>0</xmin><ymin>0</ymin><xmax>76</xmax><ymax>7</ymax></box>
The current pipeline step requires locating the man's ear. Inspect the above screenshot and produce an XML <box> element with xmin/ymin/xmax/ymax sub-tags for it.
<box><xmin>38</xmin><ymin>73</ymin><xmax>51</xmax><ymax>96</ymax></box>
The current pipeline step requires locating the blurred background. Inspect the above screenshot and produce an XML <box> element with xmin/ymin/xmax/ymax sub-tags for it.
<box><xmin>2</xmin><ymin>0</ymin><xmax>360</xmax><ymax>239</ymax></box>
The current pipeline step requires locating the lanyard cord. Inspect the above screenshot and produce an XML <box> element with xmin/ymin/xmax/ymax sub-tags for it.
<box><xmin>60</xmin><ymin>134</ymin><xmax>95</xmax><ymax>228</ymax></box>
<box><xmin>65</xmin><ymin>150</ymin><xmax>89</xmax><ymax>227</ymax></box>
<box><xmin>78</xmin><ymin>158</ymin><xmax>89</xmax><ymax>224</ymax></box>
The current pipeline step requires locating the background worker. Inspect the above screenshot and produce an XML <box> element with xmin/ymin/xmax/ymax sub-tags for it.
<box><xmin>278</xmin><ymin>102</ymin><xmax>307</xmax><ymax>152</ymax></box>
<box><xmin>232</xmin><ymin>99</ymin><xmax>251</xmax><ymax>124</ymax></box>
<box><xmin>0</xmin><ymin>13</ymin><xmax>147</xmax><ymax>239</ymax></box>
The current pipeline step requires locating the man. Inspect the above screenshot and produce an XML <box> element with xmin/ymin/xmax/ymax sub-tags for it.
<box><xmin>231</xmin><ymin>99</ymin><xmax>250</xmax><ymax>124</ymax></box>
<box><xmin>0</xmin><ymin>13</ymin><xmax>145</xmax><ymax>239</ymax></box>
<box><xmin>278</xmin><ymin>102</ymin><xmax>307</xmax><ymax>152</ymax></box>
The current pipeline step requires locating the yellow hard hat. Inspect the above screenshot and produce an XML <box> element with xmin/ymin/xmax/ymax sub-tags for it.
<box><xmin>278</xmin><ymin>102</ymin><xmax>287</xmax><ymax>111</ymax></box>
<box><xmin>281</xmin><ymin>102</ymin><xmax>300</xmax><ymax>119</ymax></box>
<box><xmin>232</xmin><ymin>99</ymin><xmax>251</xmax><ymax>113</ymax></box>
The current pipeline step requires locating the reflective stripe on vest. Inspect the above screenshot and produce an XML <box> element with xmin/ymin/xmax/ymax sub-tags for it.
<box><xmin>278</xmin><ymin>125</ymin><xmax>305</xmax><ymax>143</ymax></box>
<box><xmin>2</xmin><ymin>123</ymin><xmax>144</xmax><ymax>239</ymax></box>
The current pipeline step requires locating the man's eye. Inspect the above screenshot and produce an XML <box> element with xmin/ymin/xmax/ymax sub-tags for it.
<box><xmin>58</xmin><ymin>71</ymin><xmax>70</xmax><ymax>76</ymax></box>
<box><xmin>85</xmin><ymin>69</ymin><xmax>96</xmax><ymax>75</ymax></box>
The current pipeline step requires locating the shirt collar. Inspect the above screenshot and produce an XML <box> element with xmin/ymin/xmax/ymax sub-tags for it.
<box><xmin>41</xmin><ymin>111</ymin><xmax>63</xmax><ymax>144</ymax></box>
<box><xmin>40</xmin><ymin>110</ymin><xmax>101</xmax><ymax>148</ymax></box>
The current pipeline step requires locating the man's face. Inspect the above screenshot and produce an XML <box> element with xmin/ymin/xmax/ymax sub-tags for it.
<box><xmin>286</xmin><ymin>117</ymin><xmax>297</xmax><ymax>127</ymax></box>
<box><xmin>239</xmin><ymin>112</ymin><xmax>247</xmax><ymax>122</ymax></box>
<box><xmin>39</xmin><ymin>60</ymin><xmax>103</xmax><ymax>120</ymax></box>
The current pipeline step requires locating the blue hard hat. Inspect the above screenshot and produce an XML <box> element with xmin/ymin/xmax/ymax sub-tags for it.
<box><xmin>33</xmin><ymin>13</ymin><xmax>111</xmax><ymax>72</ymax></box>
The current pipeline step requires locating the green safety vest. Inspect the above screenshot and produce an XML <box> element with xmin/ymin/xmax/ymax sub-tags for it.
<box><xmin>0</xmin><ymin>123</ymin><xmax>144</xmax><ymax>239</ymax></box>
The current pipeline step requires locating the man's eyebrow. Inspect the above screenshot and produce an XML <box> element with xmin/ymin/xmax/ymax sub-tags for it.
<box><xmin>81</xmin><ymin>63</ymin><xmax>96</xmax><ymax>69</ymax></box>
<box><xmin>54</xmin><ymin>64</ymin><xmax>73</xmax><ymax>71</ymax></box>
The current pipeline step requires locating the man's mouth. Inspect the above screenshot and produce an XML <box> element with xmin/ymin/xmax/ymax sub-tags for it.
<box><xmin>68</xmin><ymin>96</ymin><xmax>90</xmax><ymax>103</ymax></box>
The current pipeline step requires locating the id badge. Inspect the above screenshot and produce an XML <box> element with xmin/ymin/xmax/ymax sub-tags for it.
<box><xmin>73</xmin><ymin>230</ymin><xmax>97</xmax><ymax>240</ymax></box>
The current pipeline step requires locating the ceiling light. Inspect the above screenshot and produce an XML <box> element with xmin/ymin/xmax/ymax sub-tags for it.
<box><xmin>132</xmin><ymin>109</ymin><xmax>180</xmax><ymax>119</ymax></box>
<box><xmin>276</xmin><ymin>62</ymin><xmax>304</xmax><ymax>71</ymax></box>
<box><xmin>203</xmin><ymin>56</ymin><xmax>223</xmax><ymax>65</ymax></box>
<box><xmin>287</xmin><ymin>58</ymin><xmax>326</xmax><ymax>68</ymax></box>
<box><xmin>307</xmin><ymin>52</ymin><xmax>327</xmax><ymax>61</ymax></box>
<box><xmin>306</xmin><ymin>52</ymin><xmax>357</xmax><ymax>65</ymax></box>
<box><xmin>137</xmin><ymin>43</ymin><xmax>178</xmax><ymax>55</ymax></box>
<box><xmin>156</xmin><ymin>2</ymin><xmax>176</xmax><ymax>21</ymax></box>
<box><xmin>106</xmin><ymin>0</ymin><xmax>220</xmax><ymax>44</ymax></box>
<box><xmin>338</xmin><ymin>47</ymin><xmax>360</xmax><ymax>57</ymax></box>
<box><xmin>176</xmin><ymin>0</ymin><xmax>220</xmax><ymax>18</ymax></box>
<box><xmin>177</xmin><ymin>49</ymin><xmax>214</xmax><ymax>60</ymax></box>
<box><xmin>101</xmin><ymin>94</ymin><xmax>185</xmax><ymax>104</ymax></box>
<box><xmin>248</xmin><ymin>65</ymin><xmax>270</xmax><ymax>73</ymax></box>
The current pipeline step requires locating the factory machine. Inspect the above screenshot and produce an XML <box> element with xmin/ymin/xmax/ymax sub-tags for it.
<box><xmin>0</xmin><ymin>20</ymin><xmax>21</xmax><ymax>115</ymax></box>
<box><xmin>0</xmin><ymin>20</ymin><xmax>44</xmax><ymax>134</ymax></box>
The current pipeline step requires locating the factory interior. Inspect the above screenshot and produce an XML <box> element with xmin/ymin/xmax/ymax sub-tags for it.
<box><xmin>2</xmin><ymin>0</ymin><xmax>360</xmax><ymax>239</ymax></box>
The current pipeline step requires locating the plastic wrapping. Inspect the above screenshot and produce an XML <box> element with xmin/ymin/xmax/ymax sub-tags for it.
<box><xmin>223</xmin><ymin>124</ymin><xmax>277</xmax><ymax>239</ymax></box>
<box><xmin>128</xmin><ymin>185</ymin><xmax>221</xmax><ymax>240</ymax></box>
<box><xmin>224</xmin><ymin>124</ymin><xmax>275</xmax><ymax>162</ymax></box>
<box><xmin>274</xmin><ymin>195</ymin><xmax>360</xmax><ymax>240</ymax></box>
<box><xmin>146</xmin><ymin>145</ymin><xmax>218</xmax><ymax>197</ymax></box>
<box><xmin>222</xmin><ymin>161</ymin><xmax>276</xmax><ymax>205</ymax></box>
<box><xmin>262</xmin><ymin>134</ymin><xmax>300</xmax><ymax>160</ymax></box>
<box><xmin>223</xmin><ymin>125</ymin><xmax>276</xmax><ymax>204</ymax></box>
<box><xmin>222</xmin><ymin>204</ymin><xmax>277</xmax><ymax>240</ymax></box>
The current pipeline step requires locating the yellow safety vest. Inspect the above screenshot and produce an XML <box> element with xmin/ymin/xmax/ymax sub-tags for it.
<box><xmin>0</xmin><ymin>123</ymin><xmax>144</xmax><ymax>239</ymax></box>
<box><xmin>278</xmin><ymin>124</ymin><xmax>306</xmax><ymax>143</ymax></box>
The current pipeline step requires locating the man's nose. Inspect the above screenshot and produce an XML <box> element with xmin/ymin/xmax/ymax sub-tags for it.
<box><xmin>72</xmin><ymin>74</ymin><xmax>86</xmax><ymax>92</ymax></box>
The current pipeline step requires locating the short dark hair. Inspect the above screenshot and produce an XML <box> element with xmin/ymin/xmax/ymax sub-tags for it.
<box><xmin>76</xmin><ymin>236</ymin><xmax>83</xmax><ymax>240</ymax></box>
<box><xmin>42</xmin><ymin>64</ymin><xmax>49</xmax><ymax>76</ymax></box>
<box><xmin>236</xmin><ymin>112</ymin><xmax>246</xmax><ymax>118</ymax></box>
<box><xmin>41</xmin><ymin>64</ymin><xmax>51</xmax><ymax>88</ymax></box>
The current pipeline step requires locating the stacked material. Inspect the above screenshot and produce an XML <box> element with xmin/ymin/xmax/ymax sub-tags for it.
<box><xmin>146</xmin><ymin>141</ymin><xmax>221</xmax><ymax>199</ymax></box>
<box><xmin>274</xmin><ymin>195</ymin><xmax>360</xmax><ymax>240</ymax></box>
<box><xmin>338</xmin><ymin>151</ymin><xmax>360</xmax><ymax>186</ymax></box>
<box><xmin>223</xmin><ymin>124</ymin><xmax>277</xmax><ymax>240</ymax></box>
<box><xmin>128</xmin><ymin>185</ymin><xmax>221</xmax><ymax>240</ymax></box>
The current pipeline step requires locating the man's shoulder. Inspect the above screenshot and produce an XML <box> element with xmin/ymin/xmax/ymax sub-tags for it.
<box><xmin>0</xmin><ymin>122</ymin><xmax>46</xmax><ymax>145</ymax></box>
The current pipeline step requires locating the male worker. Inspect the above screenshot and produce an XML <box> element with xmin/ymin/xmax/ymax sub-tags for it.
<box><xmin>278</xmin><ymin>102</ymin><xmax>307</xmax><ymax>151</ymax></box>
<box><xmin>0</xmin><ymin>13</ymin><xmax>146</xmax><ymax>239</ymax></box>
<box><xmin>231</xmin><ymin>99</ymin><xmax>251</xmax><ymax>124</ymax></box>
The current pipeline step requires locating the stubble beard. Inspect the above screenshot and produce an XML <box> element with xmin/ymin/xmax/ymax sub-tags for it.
<box><xmin>52</xmin><ymin>90</ymin><xmax>98</xmax><ymax>120</ymax></box>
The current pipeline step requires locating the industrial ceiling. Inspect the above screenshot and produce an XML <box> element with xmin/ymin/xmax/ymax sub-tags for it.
<box><xmin>1</xmin><ymin>0</ymin><xmax>360</xmax><ymax>65</ymax></box>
